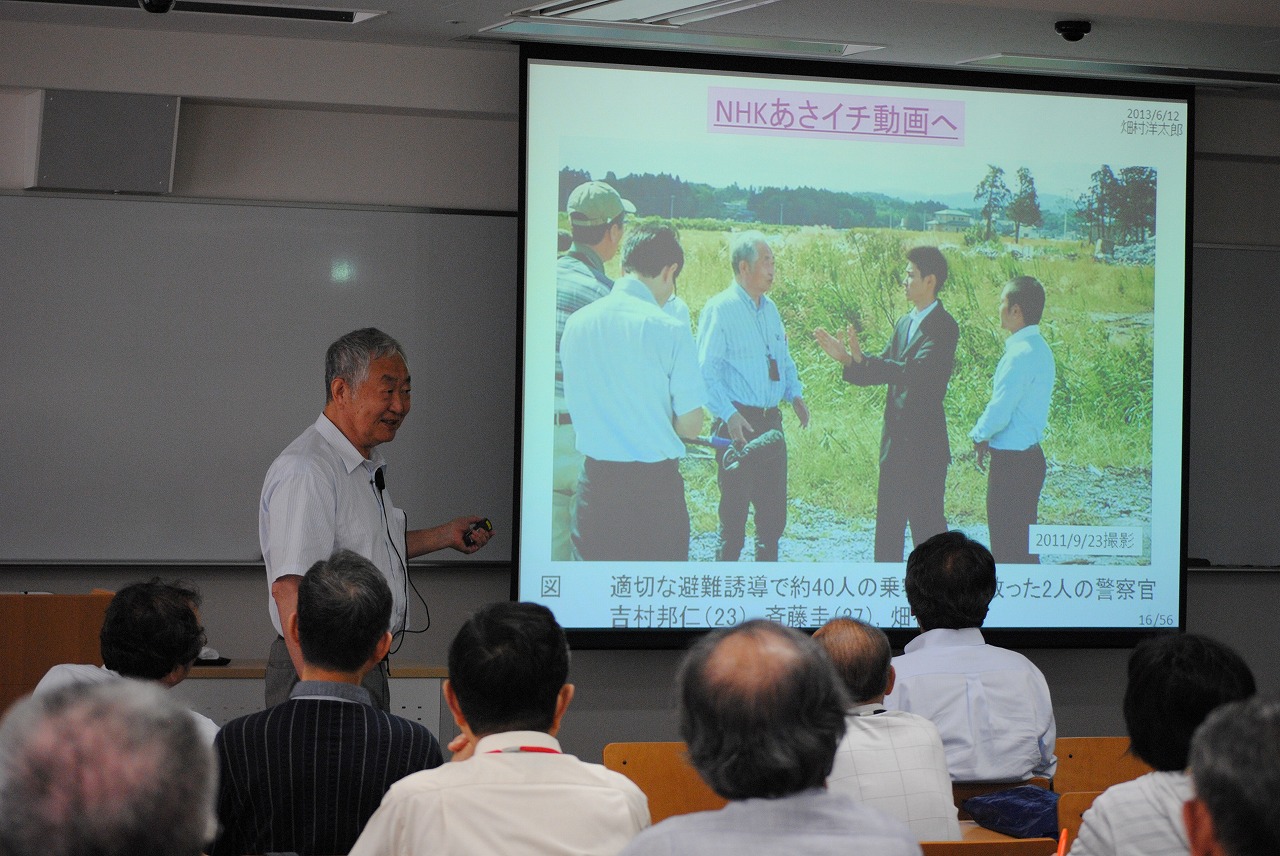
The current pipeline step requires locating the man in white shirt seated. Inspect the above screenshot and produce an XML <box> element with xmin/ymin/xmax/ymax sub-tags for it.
<box><xmin>814</xmin><ymin>617</ymin><xmax>960</xmax><ymax>840</ymax></box>
<box><xmin>33</xmin><ymin>578</ymin><xmax>220</xmax><ymax>744</ymax></box>
<box><xmin>619</xmin><ymin>620</ymin><xmax>921</xmax><ymax>856</ymax></box>
<box><xmin>1069</xmin><ymin>633</ymin><xmax>1255</xmax><ymax>856</ymax></box>
<box><xmin>885</xmin><ymin>531</ymin><xmax>1056</xmax><ymax>781</ymax></box>
<box><xmin>350</xmin><ymin>601</ymin><xmax>650</xmax><ymax>856</ymax></box>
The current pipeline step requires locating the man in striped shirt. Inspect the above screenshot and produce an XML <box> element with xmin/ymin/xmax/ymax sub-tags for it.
<box><xmin>211</xmin><ymin>550</ymin><xmax>443</xmax><ymax>856</ymax></box>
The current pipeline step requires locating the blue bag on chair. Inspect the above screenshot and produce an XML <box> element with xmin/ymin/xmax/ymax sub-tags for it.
<box><xmin>962</xmin><ymin>785</ymin><xmax>1060</xmax><ymax>838</ymax></box>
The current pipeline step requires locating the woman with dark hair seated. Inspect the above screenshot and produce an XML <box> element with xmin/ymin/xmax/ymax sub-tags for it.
<box><xmin>1068</xmin><ymin>633</ymin><xmax>1255</xmax><ymax>856</ymax></box>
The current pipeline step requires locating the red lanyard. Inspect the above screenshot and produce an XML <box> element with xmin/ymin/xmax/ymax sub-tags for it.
<box><xmin>486</xmin><ymin>745</ymin><xmax>561</xmax><ymax>754</ymax></box>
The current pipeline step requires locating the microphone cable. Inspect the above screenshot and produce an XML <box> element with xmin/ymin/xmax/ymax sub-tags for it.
<box><xmin>372</xmin><ymin>467</ymin><xmax>431</xmax><ymax>657</ymax></box>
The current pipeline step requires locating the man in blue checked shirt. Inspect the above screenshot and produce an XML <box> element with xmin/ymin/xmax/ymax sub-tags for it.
<box><xmin>697</xmin><ymin>231</ymin><xmax>809</xmax><ymax>562</ymax></box>
<box><xmin>970</xmin><ymin>276</ymin><xmax>1055</xmax><ymax>564</ymax></box>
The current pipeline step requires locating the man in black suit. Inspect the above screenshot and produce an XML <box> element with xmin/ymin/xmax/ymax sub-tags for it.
<box><xmin>815</xmin><ymin>245</ymin><xmax>958</xmax><ymax>561</ymax></box>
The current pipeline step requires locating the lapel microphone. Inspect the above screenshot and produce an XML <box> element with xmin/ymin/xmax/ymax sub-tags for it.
<box><xmin>374</xmin><ymin>468</ymin><xmax>385</xmax><ymax>492</ymax></box>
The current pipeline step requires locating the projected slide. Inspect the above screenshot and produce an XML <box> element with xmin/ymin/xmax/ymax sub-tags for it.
<box><xmin>519</xmin><ymin>53</ymin><xmax>1189</xmax><ymax>636</ymax></box>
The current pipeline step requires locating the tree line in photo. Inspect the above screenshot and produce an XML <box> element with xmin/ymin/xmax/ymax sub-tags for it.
<box><xmin>558</xmin><ymin>165</ymin><xmax>1157</xmax><ymax>250</ymax></box>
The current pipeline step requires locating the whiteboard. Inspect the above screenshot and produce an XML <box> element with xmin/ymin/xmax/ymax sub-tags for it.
<box><xmin>0</xmin><ymin>194</ymin><xmax>516</xmax><ymax>563</ymax></box>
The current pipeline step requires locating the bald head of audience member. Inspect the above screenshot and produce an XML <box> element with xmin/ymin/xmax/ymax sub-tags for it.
<box><xmin>905</xmin><ymin>531</ymin><xmax>997</xmax><ymax>630</ymax></box>
<box><xmin>679</xmin><ymin>619</ymin><xmax>849</xmax><ymax>801</ymax></box>
<box><xmin>444</xmin><ymin>601</ymin><xmax>575</xmax><ymax>746</ymax></box>
<box><xmin>0</xmin><ymin>680</ymin><xmax>217</xmax><ymax>856</ymax></box>
<box><xmin>1184</xmin><ymin>695</ymin><xmax>1280</xmax><ymax>856</ymax></box>
<box><xmin>813</xmin><ymin>617</ymin><xmax>894</xmax><ymax>704</ymax></box>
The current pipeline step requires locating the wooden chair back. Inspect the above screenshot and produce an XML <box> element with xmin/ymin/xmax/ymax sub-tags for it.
<box><xmin>602</xmin><ymin>741</ymin><xmax>727</xmax><ymax>823</ymax></box>
<box><xmin>0</xmin><ymin>591</ymin><xmax>114</xmax><ymax>714</ymax></box>
<box><xmin>952</xmin><ymin>777</ymin><xmax>1051</xmax><ymax>821</ymax></box>
<box><xmin>921</xmin><ymin>839</ymin><xmax>1059</xmax><ymax>855</ymax></box>
<box><xmin>1054</xmin><ymin>736</ymin><xmax>1153</xmax><ymax>793</ymax></box>
<box><xmin>1057</xmin><ymin>790</ymin><xmax>1103</xmax><ymax>850</ymax></box>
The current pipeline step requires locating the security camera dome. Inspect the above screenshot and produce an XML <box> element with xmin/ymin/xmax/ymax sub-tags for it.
<box><xmin>1054</xmin><ymin>20</ymin><xmax>1092</xmax><ymax>42</ymax></box>
<box><xmin>138</xmin><ymin>0</ymin><xmax>176</xmax><ymax>12</ymax></box>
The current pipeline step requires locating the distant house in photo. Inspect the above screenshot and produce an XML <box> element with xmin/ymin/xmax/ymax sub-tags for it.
<box><xmin>927</xmin><ymin>209</ymin><xmax>973</xmax><ymax>231</ymax></box>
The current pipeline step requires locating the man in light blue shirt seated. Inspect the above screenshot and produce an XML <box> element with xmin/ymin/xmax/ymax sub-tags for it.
<box><xmin>886</xmin><ymin>531</ymin><xmax>1056</xmax><ymax>782</ymax></box>
<box><xmin>620</xmin><ymin>619</ymin><xmax>920</xmax><ymax>856</ymax></box>
<box><xmin>697</xmin><ymin>230</ymin><xmax>809</xmax><ymax>562</ymax></box>
<box><xmin>561</xmin><ymin>222</ymin><xmax>706</xmax><ymax>561</ymax></box>
<box><xmin>970</xmin><ymin>276</ymin><xmax>1056</xmax><ymax>565</ymax></box>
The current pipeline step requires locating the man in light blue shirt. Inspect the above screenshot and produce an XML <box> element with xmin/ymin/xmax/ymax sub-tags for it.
<box><xmin>561</xmin><ymin>222</ymin><xmax>706</xmax><ymax>560</ymax></box>
<box><xmin>970</xmin><ymin>276</ymin><xmax>1055</xmax><ymax>565</ymax></box>
<box><xmin>886</xmin><ymin>531</ymin><xmax>1056</xmax><ymax>782</ymax></box>
<box><xmin>697</xmin><ymin>231</ymin><xmax>809</xmax><ymax>562</ymax></box>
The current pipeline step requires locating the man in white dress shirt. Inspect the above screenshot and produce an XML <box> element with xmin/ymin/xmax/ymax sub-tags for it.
<box><xmin>885</xmin><ymin>531</ymin><xmax>1056</xmax><ymax>782</ymax></box>
<box><xmin>33</xmin><ymin>578</ymin><xmax>220</xmax><ymax>744</ymax></box>
<box><xmin>260</xmin><ymin>327</ymin><xmax>493</xmax><ymax>709</ymax></box>
<box><xmin>814</xmin><ymin>617</ymin><xmax>960</xmax><ymax>840</ymax></box>
<box><xmin>1185</xmin><ymin>696</ymin><xmax>1280</xmax><ymax>856</ymax></box>
<box><xmin>350</xmin><ymin>601</ymin><xmax>649</xmax><ymax>856</ymax></box>
<box><xmin>1068</xmin><ymin>633</ymin><xmax>1255</xmax><ymax>856</ymax></box>
<box><xmin>970</xmin><ymin>276</ymin><xmax>1056</xmax><ymax>565</ymax></box>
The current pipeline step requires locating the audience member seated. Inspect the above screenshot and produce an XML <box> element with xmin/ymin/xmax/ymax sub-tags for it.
<box><xmin>33</xmin><ymin>577</ymin><xmax>219</xmax><ymax>743</ymax></box>
<box><xmin>350</xmin><ymin>601</ymin><xmax>649</xmax><ymax>856</ymax></box>
<box><xmin>211</xmin><ymin>550</ymin><xmax>443</xmax><ymax>856</ymax></box>
<box><xmin>1069</xmin><ymin>633</ymin><xmax>1255</xmax><ymax>856</ymax></box>
<box><xmin>619</xmin><ymin>619</ymin><xmax>921</xmax><ymax>856</ymax></box>
<box><xmin>1184</xmin><ymin>695</ymin><xmax>1280</xmax><ymax>856</ymax></box>
<box><xmin>814</xmin><ymin>617</ymin><xmax>960</xmax><ymax>840</ymax></box>
<box><xmin>885</xmin><ymin>531</ymin><xmax>1056</xmax><ymax>781</ymax></box>
<box><xmin>0</xmin><ymin>680</ymin><xmax>218</xmax><ymax>856</ymax></box>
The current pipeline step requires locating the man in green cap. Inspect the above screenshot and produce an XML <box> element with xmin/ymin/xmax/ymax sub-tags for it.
<box><xmin>552</xmin><ymin>180</ymin><xmax>634</xmax><ymax>560</ymax></box>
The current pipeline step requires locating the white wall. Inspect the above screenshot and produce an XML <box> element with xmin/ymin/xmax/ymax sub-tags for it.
<box><xmin>174</xmin><ymin>103</ymin><xmax>516</xmax><ymax>208</ymax></box>
<box><xmin>0</xmin><ymin>20</ymin><xmax>518</xmax><ymax>209</ymax></box>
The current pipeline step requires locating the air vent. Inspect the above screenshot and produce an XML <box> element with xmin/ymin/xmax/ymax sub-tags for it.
<box><xmin>517</xmin><ymin>0</ymin><xmax>782</xmax><ymax>26</ymax></box>
<box><xmin>15</xmin><ymin>0</ymin><xmax>384</xmax><ymax>24</ymax></box>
